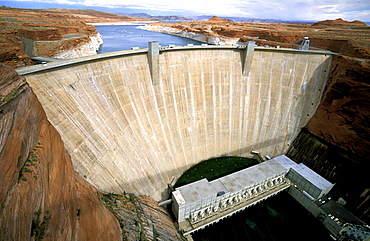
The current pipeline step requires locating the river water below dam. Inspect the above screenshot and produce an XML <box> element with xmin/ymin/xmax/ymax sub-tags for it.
<box><xmin>191</xmin><ymin>192</ymin><xmax>332</xmax><ymax>241</ymax></box>
<box><xmin>96</xmin><ymin>24</ymin><xmax>204</xmax><ymax>53</ymax></box>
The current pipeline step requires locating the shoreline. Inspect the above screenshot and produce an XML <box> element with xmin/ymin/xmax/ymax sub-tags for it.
<box><xmin>89</xmin><ymin>21</ymin><xmax>157</xmax><ymax>26</ymax></box>
<box><xmin>138</xmin><ymin>25</ymin><xmax>240</xmax><ymax>45</ymax></box>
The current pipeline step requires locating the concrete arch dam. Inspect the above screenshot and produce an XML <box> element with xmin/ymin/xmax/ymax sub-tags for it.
<box><xmin>18</xmin><ymin>43</ymin><xmax>332</xmax><ymax>201</ymax></box>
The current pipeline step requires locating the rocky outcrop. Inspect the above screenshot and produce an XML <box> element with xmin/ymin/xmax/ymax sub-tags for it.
<box><xmin>0</xmin><ymin>36</ymin><xmax>35</xmax><ymax>68</ymax></box>
<box><xmin>51</xmin><ymin>33</ymin><xmax>103</xmax><ymax>59</ymax></box>
<box><xmin>312</xmin><ymin>18</ymin><xmax>368</xmax><ymax>27</ymax></box>
<box><xmin>307</xmin><ymin>55</ymin><xmax>370</xmax><ymax>158</ymax></box>
<box><xmin>309</xmin><ymin>37</ymin><xmax>370</xmax><ymax>59</ymax></box>
<box><xmin>100</xmin><ymin>193</ymin><xmax>184</xmax><ymax>241</ymax></box>
<box><xmin>0</xmin><ymin>63</ymin><xmax>122</xmax><ymax>240</ymax></box>
<box><xmin>44</xmin><ymin>8</ymin><xmax>148</xmax><ymax>24</ymax></box>
<box><xmin>206</xmin><ymin>16</ymin><xmax>230</xmax><ymax>23</ymax></box>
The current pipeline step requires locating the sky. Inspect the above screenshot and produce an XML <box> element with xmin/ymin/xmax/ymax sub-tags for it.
<box><xmin>1</xmin><ymin>0</ymin><xmax>370</xmax><ymax>22</ymax></box>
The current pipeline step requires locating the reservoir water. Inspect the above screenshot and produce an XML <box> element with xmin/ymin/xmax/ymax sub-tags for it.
<box><xmin>96</xmin><ymin>24</ymin><xmax>204</xmax><ymax>53</ymax></box>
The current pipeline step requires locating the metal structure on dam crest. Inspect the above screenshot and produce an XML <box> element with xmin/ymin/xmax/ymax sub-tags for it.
<box><xmin>17</xmin><ymin>42</ymin><xmax>333</xmax><ymax>201</ymax></box>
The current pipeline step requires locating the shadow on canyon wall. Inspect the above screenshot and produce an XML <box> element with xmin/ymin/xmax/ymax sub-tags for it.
<box><xmin>287</xmin><ymin>128</ymin><xmax>370</xmax><ymax>223</ymax></box>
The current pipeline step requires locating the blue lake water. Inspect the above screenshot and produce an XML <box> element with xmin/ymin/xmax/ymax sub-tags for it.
<box><xmin>96</xmin><ymin>24</ymin><xmax>205</xmax><ymax>53</ymax></box>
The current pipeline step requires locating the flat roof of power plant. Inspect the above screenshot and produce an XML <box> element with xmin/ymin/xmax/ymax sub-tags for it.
<box><xmin>291</xmin><ymin>163</ymin><xmax>334</xmax><ymax>191</ymax></box>
<box><xmin>175</xmin><ymin>155</ymin><xmax>296</xmax><ymax>204</ymax></box>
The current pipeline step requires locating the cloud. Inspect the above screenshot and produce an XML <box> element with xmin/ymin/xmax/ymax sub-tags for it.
<box><xmin>4</xmin><ymin>0</ymin><xmax>370</xmax><ymax>21</ymax></box>
<box><xmin>237</xmin><ymin>0</ymin><xmax>370</xmax><ymax>21</ymax></box>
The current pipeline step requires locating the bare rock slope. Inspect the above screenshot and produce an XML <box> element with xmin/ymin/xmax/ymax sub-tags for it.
<box><xmin>0</xmin><ymin>63</ymin><xmax>122</xmax><ymax>240</ymax></box>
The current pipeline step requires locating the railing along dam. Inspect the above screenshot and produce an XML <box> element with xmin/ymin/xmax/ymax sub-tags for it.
<box><xmin>18</xmin><ymin>42</ymin><xmax>332</xmax><ymax>200</ymax></box>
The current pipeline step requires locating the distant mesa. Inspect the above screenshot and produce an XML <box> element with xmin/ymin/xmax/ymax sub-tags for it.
<box><xmin>206</xmin><ymin>16</ymin><xmax>230</xmax><ymax>23</ymax></box>
<box><xmin>312</xmin><ymin>18</ymin><xmax>367</xmax><ymax>27</ymax></box>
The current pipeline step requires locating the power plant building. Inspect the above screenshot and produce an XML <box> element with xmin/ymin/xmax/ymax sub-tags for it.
<box><xmin>172</xmin><ymin>155</ymin><xmax>334</xmax><ymax>235</ymax></box>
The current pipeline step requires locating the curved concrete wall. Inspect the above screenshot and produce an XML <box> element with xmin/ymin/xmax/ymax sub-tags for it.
<box><xmin>19</xmin><ymin>46</ymin><xmax>332</xmax><ymax>200</ymax></box>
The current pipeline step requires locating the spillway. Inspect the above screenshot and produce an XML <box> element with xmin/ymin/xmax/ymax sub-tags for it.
<box><xmin>18</xmin><ymin>43</ymin><xmax>332</xmax><ymax>200</ymax></box>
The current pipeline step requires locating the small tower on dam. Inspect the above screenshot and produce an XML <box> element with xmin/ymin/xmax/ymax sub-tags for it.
<box><xmin>18</xmin><ymin>42</ymin><xmax>333</xmax><ymax>201</ymax></box>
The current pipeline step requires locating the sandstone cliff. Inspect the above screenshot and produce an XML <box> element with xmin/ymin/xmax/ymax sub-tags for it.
<box><xmin>312</xmin><ymin>18</ymin><xmax>368</xmax><ymax>27</ymax></box>
<box><xmin>0</xmin><ymin>63</ymin><xmax>122</xmax><ymax>240</ymax></box>
<box><xmin>0</xmin><ymin>64</ymin><xmax>183</xmax><ymax>240</ymax></box>
<box><xmin>307</xmin><ymin>55</ymin><xmax>370</xmax><ymax>158</ymax></box>
<box><xmin>100</xmin><ymin>193</ymin><xmax>185</xmax><ymax>241</ymax></box>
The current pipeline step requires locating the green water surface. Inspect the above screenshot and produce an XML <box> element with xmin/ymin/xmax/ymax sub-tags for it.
<box><xmin>174</xmin><ymin>156</ymin><xmax>258</xmax><ymax>188</ymax></box>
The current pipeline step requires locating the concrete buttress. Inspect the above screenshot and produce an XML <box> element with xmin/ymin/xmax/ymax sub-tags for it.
<box><xmin>242</xmin><ymin>41</ymin><xmax>255</xmax><ymax>77</ymax></box>
<box><xmin>148</xmin><ymin>41</ymin><xmax>160</xmax><ymax>85</ymax></box>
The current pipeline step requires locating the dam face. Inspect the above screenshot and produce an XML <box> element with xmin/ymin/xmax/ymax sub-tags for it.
<box><xmin>18</xmin><ymin>44</ymin><xmax>332</xmax><ymax>200</ymax></box>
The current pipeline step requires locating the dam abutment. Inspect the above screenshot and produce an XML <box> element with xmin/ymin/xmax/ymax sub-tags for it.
<box><xmin>148</xmin><ymin>41</ymin><xmax>160</xmax><ymax>85</ymax></box>
<box><xmin>242</xmin><ymin>41</ymin><xmax>255</xmax><ymax>76</ymax></box>
<box><xmin>17</xmin><ymin>44</ymin><xmax>332</xmax><ymax>200</ymax></box>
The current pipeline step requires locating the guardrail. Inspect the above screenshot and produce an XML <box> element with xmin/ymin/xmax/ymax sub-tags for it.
<box><xmin>17</xmin><ymin>42</ymin><xmax>333</xmax><ymax>76</ymax></box>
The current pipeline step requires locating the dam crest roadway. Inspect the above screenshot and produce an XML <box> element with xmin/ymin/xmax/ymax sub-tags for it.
<box><xmin>17</xmin><ymin>42</ymin><xmax>333</xmax><ymax>201</ymax></box>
